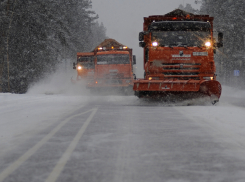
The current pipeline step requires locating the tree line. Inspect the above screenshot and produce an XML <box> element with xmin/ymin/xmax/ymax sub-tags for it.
<box><xmin>0</xmin><ymin>0</ymin><xmax>106</xmax><ymax>93</ymax></box>
<box><xmin>179</xmin><ymin>1</ymin><xmax>245</xmax><ymax>88</ymax></box>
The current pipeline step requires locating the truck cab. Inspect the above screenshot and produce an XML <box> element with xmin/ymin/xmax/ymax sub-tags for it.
<box><xmin>134</xmin><ymin>9</ymin><xmax>223</xmax><ymax>103</ymax></box>
<box><xmin>74</xmin><ymin>52</ymin><xmax>95</xmax><ymax>80</ymax></box>
<box><xmin>87</xmin><ymin>39</ymin><xmax>136</xmax><ymax>94</ymax></box>
<box><xmin>142</xmin><ymin>21</ymin><xmax>215</xmax><ymax>81</ymax></box>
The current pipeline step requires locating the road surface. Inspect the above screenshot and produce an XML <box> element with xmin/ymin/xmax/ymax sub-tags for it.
<box><xmin>1</xmin><ymin>91</ymin><xmax>245</xmax><ymax>182</ymax></box>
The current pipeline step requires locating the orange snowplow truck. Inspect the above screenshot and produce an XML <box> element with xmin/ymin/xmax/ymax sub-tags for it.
<box><xmin>73</xmin><ymin>52</ymin><xmax>95</xmax><ymax>81</ymax></box>
<box><xmin>134</xmin><ymin>9</ymin><xmax>223</xmax><ymax>104</ymax></box>
<box><xmin>87</xmin><ymin>39</ymin><xmax>136</xmax><ymax>93</ymax></box>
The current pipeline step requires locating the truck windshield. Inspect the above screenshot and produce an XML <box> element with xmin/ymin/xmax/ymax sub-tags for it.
<box><xmin>152</xmin><ymin>31</ymin><xmax>211</xmax><ymax>47</ymax></box>
<box><xmin>149</xmin><ymin>21</ymin><xmax>211</xmax><ymax>32</ymax></box>
<box><xmin>149</xmin><ymin>21</ymin><xmax>211</xmax><ymax>47</ymax></box>
<box><xmin>77</xmin><ymin>56</ymin><xmax>94</xmax><ymax>69</ymax></box>
<box><xmin>97</xmin><ymin>54</ymin><xmax>130</xmax><ymax>65</ymax></box>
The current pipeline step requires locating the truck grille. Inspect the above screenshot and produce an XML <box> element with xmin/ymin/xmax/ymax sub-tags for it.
<box><xmin>162</xmin><ymin>63</ymin><xmax>201</xmax><ymax>69</ymax></box>
<box><xmin>162</xmin><ymin>63</ymin><xmax>201</xmax><ymax>77</ymax></box>
<box><xmin>163</xmin><ymin>72</ymin><xmax>199</xmax><ymax>75</ymax></box>
<box><xmin>105</xmin><ymin>80</ymin><xmax>122</xmax><ymax>84</ymax></box>
<box><xmin>105</xmin><ymin>73</ymin><xmax>124</xmax><ymax>79</ymax></box>
<box><xmin>163</xmin><ymin>67</ymin><xmax>199</xmax><ymax>70</ymax></box>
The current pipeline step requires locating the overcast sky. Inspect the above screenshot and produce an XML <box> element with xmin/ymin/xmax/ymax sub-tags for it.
<box><xmin>91</xmin><ymin>0</ymin><xmax>201</xmax><ymax>76</ymax></box>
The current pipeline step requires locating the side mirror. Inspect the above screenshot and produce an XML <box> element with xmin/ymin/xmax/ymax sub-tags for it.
<box><xmin>217</xmin><ymin>32</ymin><xmax>223</xmax><ymax>47</ymax></box>
<box><xmin>73</xmin><ymin>62</ymin><xmax>76</xmax><ymax>69</ymax></box>
<box><xmin>213</xmin><ymin>38</ymin><xmax>216</xmax><ymax>54</ymax></box>
<box><xmin>218</xmin><ymin>32</ymin><xmax>223</xmax><ymax>42</ymax></box>
<box><xmin>139</xmin><ymin>42</ymin><xmax>146</xmax><ymax>48</ymax></box>
<box><xmin>133</xmin><ymin>55</ymin><xmax>136</xmax><ymax>65</ymax></box>
<box><xmin>139</xmin><ymin>32</ymin><xmax>145</xmax><ymax>41</ymax></box>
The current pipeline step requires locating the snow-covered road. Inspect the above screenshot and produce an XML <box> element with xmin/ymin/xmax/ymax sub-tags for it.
<box><xmin>1</xmin><ymin>86</ymin><xmax>245</xmax><ymax>182</ymax></box>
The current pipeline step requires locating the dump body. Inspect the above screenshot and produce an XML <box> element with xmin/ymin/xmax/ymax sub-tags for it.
<box><xmin>87</xmin><ymin>39</ymin><xmax>136</xmax><ymax>92</ymax></box>
<box><xmin>75</xmin><ymin>52</ymin><xmax>95</xmax><ymax>80</ymax></box>
<box><xmin>134</xmin><ymin>9</ymin><xmax>222</xmax><ymax>103</ymax></box>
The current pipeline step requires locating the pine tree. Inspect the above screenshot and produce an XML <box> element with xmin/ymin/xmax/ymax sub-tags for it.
<box><xmin>178</xmin><ymin>3</ymin><xmax>200</xmax><ymax>14</ymax></box>
<box><xmin>200</xmin><ymin>0</ymin><xmax>245</xmax><ymax>87</ymax></box>
<box><xmin>0</xmin><ymin>0</ymin><xmax>107</xmax><ymax>93</ymax></box>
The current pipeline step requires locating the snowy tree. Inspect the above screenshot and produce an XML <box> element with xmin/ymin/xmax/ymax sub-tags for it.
<box><xmin>0</xmin><ymin>0</ymin><xmax>107</xmax><ymax>93</ymax></box>
<box><xmin>88</xmin><ymin>22</ymin><xmax>108</xmax><ymax>51</ymax></box>
<box><xmin>200</xmin><ymin>0</ymin><xmax>245</xmax><ymax>87</ymax></box>
<box><xmin>177</xmin><ymin>1</ymin><xmax>245</xmax><ymax>87</ymax></box>
<box><xmin>178</xmin><ymin>3</ymin><xmax>200</xmax><ymax>14</ymax></box>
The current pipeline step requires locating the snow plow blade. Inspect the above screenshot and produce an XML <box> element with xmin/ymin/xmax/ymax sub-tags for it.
<box><xmin>133</xmin><ymin>79</ymin><xmax>222</xmax><ymax>103</ymax></box>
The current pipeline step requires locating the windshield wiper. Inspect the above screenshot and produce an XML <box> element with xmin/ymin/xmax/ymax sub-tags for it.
<box><xmin>197</xmin><ymin>45</ymin><xmax>203</xmax><ymax>49</ymax></box>
<box><xmin>168</xmin><ymin>44</ymin><xmax>178</xmax><ymax>49</ymax></box>
<box><xmin>178</xmin><ymin>44</ymin><xmax>189</xmax><ymax>49</ymax></box>
<box><xmin>188</xmin><ymin>44</ymin><xmax>203</xmax><ymax>49</ymax></box>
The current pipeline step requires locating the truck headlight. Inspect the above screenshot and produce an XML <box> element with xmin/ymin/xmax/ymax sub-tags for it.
<box><xmin>152</xmin><ymin>42</ymin><xmax>158</xmax><ymax>46</ymax></box>
<box><xmin>205</xmin><ymin>41</ymin><xmax>211</xmax><ymax>47</ymax></box>
<box><xmin>77</xmin><ymin>66</ymin><xmax>82</xmax><ymax>70</ymax></box>
<box><xmin>148</xmin><ymin>77</ymin><xmax>159</xmax><ymax>80</ymax></box>
<box><xmin>203</xmin><ymin>77</ymin><xmax>213</xmax><ymax>80</ymax></box>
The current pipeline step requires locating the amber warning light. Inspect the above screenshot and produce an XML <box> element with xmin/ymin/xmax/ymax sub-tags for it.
<box><xmin>98</xmin><ymin>46</ymin><xmax>128</xmax><ymax>50</ymax></box>
<box><xmin>120</xmin><ymin>46</ymin><xmax>128</xmax><ymax>49</ymax></box>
